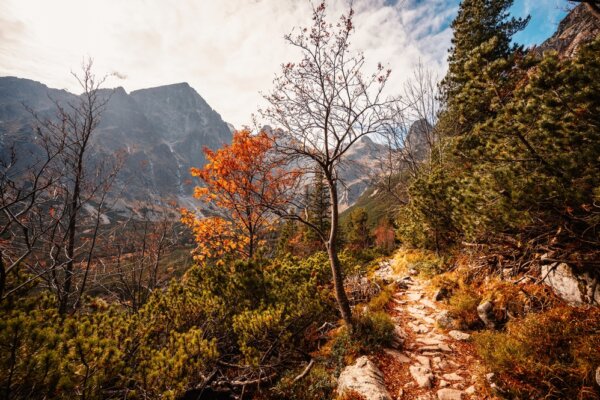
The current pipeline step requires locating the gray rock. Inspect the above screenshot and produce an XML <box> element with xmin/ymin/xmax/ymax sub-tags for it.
<box><xmin>442</xmin><ymin>373</ymin><xmax>463</xmax><ymax>381</ymax></box>
<box><xmin>414</xmin><ymin>355</ymin><xmax>431</xmax><ymax>368</ymax></box>
<box><xmin>448</xmin><ymin>330</ymin><xmax>471</xmax><ymax>341</ymax></box>
<box><xmin>437</xmin><ymin>388</ymin><xmax>463</xmax><ymax>400</ymax></box>
<box><xmin>417</xmin><ymin>337</ymin><xmax>445</xmax><ymax>346</ymax></box>
<box><xmin>433</xmin><ymin>287</ymin><xmax>450</xmax><ymax>301</ymax></box>
<box><xmin>384</xmin><ymin>348</ymin><xmax>411</xmax><ymax>363</ymax></box>
<box><xmin>477</xmin><ymin>301</ymin><xmax>497</xmax><ymax>329</ymax></box>
<box><xmin>436</xmin><ymin>311</ymin><xmax>455</xmax><ymax>329</ymax></box>
<box><xmin>409</xmin><ymin>364</ymin><xmax>434</xmax><ymax>388</ymax></box>
<box><xmin>337</xmin><ymin>356</ymin><xmax>392</xmax><ymax>400</ymax></box>
<box><xmin>541</xmin><ymin>262</ymin><xmax>600</xmax><ymax>305</ymax></box>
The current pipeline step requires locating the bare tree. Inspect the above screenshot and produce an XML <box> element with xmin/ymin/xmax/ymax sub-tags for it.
<box><xmin>0</xmin><ymin>59</ymin><xmax>123</xmax><ymax>313</ymax></box>
<box><xmin>375</xmin><ymin>62</ymin><xmax>442</xmax><ymax>203</ymax></box>
<box><xmin>0</xmin><ymin>136</ymin><xmax>65</xmax><ymax>299</ymax></box>
<box><xmin>38</xmin><ymin>60</ymin><xmax>124</xmax><ymax>314</ymax></box>
<box><xmin>101</xmin><ymin>204</ymin><xmax>181</xmax><ymax>312</ymax></box>
<box><xmin>261</xmin><ymin>3</ymin><xmax>396</xmax><ymax>327</ymax></box>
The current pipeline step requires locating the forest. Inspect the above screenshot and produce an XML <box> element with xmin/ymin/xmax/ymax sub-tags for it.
<box><xmin>1</xmin><ymin>1</ymin><xmax>599</xmax><ymax>399</ymax></box>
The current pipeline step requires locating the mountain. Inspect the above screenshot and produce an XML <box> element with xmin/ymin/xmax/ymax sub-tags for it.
<box><xmin>534</xmin><ymin>3</ymin><xmax>600</xmax><ymax>57</ymax></box>
<box><xmin>0</xmin><ymin>77</ymin><xmax>232</xmax><ymax>216</ymax></box>
<box><xmin>338</xmin><ymin>136</ymin><xmax>387</xmax><ymax>211</ymax></box>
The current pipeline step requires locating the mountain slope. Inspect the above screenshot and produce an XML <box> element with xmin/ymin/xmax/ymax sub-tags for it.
<box><xmin>0</xmin><ymin>77</ymin><xmax>232</xmax><ymax>215</ymax></box>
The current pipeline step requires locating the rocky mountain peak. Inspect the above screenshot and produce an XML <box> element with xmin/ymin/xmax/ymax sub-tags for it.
<box><xmin>534</xmin><ymin>4</ymin><xmax>600</xmax><ymax>58</ymax></box>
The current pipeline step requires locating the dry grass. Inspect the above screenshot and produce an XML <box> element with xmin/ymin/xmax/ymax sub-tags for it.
<box><xmin>391</xmin><ymin>247</ymin><xmax>445</xmax><ymax>277</ymax></box>
<box><xmin>475</xmin><ymin>306</ymin><xmax>600</xmax><ymax>399</ymax></box>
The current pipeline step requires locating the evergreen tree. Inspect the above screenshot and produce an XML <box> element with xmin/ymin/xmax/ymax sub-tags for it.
<box><xmin>346</xmin><ymin>207</ymin><xmax>371</xmax><ymax>251</ymax></box>
<box><xmin>303</xmin><ymin>168</ymin><xmax>331</xmax><ymax>245</ymax></box>
<box><xmin>440</xmin><ymin>0</ymin><xmax>529</xmax><ymax>104</ymax></box>
<box><xmin>399</xmin><ymin>0</ymin><xmax>530</xmax><ymax>248</ymax></box>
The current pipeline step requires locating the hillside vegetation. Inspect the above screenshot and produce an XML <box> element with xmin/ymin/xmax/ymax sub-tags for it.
<box><xmin>1</xmin><ymin>1</ymin><xmax>599</xmax><ymax>400</ymax></box>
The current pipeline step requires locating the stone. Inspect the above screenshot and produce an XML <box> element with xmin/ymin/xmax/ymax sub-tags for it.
<box><xmin>407</xmin><ymin>292</ymin><xmax>423</xmax><ymax>301</ymax></box>
<box><xmin>439</xmin><ymin>379</ymin><xmax>449</xmax><ymax>387</ymax></box>
<box><xmin>384</xmin><ymin>348</ymin><xmax>411</xmax><ymax>363</ymax></box>
<box><xmin>409</xmin><ymin>322</ymin><xmax>429</xmax><ymax>333</ymax></box>
<box><xmin>437</xmin><ymin>388</ymin><xmax>463</xmax><ymax>400</ymax></box>
<box><xmin>337</xmin><ymin>356</ymin><xmax>392</xmax><ymax>400</ymax></box>
<box><xmin>448</xmin><ymin>330</ymin><xmax>471</xmax><ymax>341</ymax></box>
<box><xmin>417</xmin><ymin>337</ymin><xmax>445</xmax><ymax>346</ymax></box>
<box><xmin>433</xmin><ymin>287</ymin><xmax>450</xmax><ymax>301</ymax></box>
<box><xmin>409</xmin><ymin>364</ymin><xmax>434</xmax><ymax>388</ymax></box>
<box><xmin>465</xmin><ymin>386</ymin><xmax>476</xmax><ymax>395</ymax></box>
<box><xmin>438</xmin><ymin>343</ymin><xmax>452</xmax><ymax>352</ymax></box>
<box><xmin>420</xmin><ymin>298</ymin><xmax>439</xmax><ymax>310</ymax></box>
<box><xmin>409</xmin><ymin>268</ymin><xmax>418</xmax><ymax>276</ymax></box>
<box><xmin>414</xmin><ymin>355</ymin><xmax>431</xmax><ymax>368</ymax></box>
<box><xmin>436</xmin><ymin>310</ymin><xmax>456</xmax><ymax>329</ymax></box>
<box><xmin>442</xmin><ymin>373</ymin><xmax>463</xmax><ymax>381</ymax></box>
<box><xmin>394</xmin><ymin>325</ymin><xmax>407</xmax><ymax>339</ymax></box>
<box><xmin>477</xmin><ymin>301</ymin><xmax>497</xmax><ymax>329</ymax></box>
<box><xmin>541</xmin><ymin>262</ymin><xmax>600</xmax><ymax>305</ymax></box>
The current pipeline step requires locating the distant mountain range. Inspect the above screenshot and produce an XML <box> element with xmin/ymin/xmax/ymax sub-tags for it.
<box><xmin>0</xmin><ymin>78</ymin><xmax>233</xmax><ymax>216</ymax></box>
<box><xmin>0</xmin><ymin>77</ymin><xmax>387</xmax><ymax>217</ymax></box>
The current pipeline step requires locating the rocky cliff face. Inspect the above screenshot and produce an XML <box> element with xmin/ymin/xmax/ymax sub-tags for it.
<box><xmin>338</xmin><ymin>136</ymin><xmax>388</xmax><ymax>211</ymax></box>
<box><xmin>534</xmin><ymin>3</ymin><xmax>600</xmax><ymax>57</ymax></box>
<box><xmin>0</xmin><ymin>77</ymin><xmax>232</xmax><ymax>214</ymax></box>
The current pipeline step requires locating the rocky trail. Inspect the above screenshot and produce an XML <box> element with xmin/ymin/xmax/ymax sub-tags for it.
<box><xmin>338</xmin><ymin>263</ymin><xmax>490</xmax><ymax>400</ymax></box>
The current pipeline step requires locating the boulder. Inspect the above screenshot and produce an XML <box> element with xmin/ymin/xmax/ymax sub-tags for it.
<box><xmin>433</xmin><ymin>287</ymin><xmax>450</xmax><ymax>301</ymax></box>
<box><xmin>541</xmin><ymin>262</ymin><xmax>600</xmax><ymax>305</ymax></box>
<box><xmin>477</xmin><ymin>301</ymin><xmax>497</xmax><ymax>329</ymax></box>
<box><xmin>409</xmin><ymin>364</ymin><xmax>434</xmax><ymax>388</ymax></box>
<box><xmin>436</xmin><ymin>310</ymin><xmax>456</xmax><ymax>330</ymax></box>
<box><xmin>437</xmin><ymin>388</ymin><xmax>463</xmax><ymax>400</ymax></box>
<box><xmin>337</xmin><ymin>356</ymin><xmax>392</xmax><ymax>400</ymax></box>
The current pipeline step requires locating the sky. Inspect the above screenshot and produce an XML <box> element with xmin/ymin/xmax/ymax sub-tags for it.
<box><xmin>0</xmin><ymin>0</ymin><xmax>568</xmax><ymax>128</ymax></box>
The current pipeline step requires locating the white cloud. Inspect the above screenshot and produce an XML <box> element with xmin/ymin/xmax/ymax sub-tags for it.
<box><xmin>0</xmin><ymin>0</ymin><xmax>456</xmax><ymax>127</ymax></box>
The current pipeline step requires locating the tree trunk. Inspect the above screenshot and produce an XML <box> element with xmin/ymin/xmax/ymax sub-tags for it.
<box><xmin>59</xmin><ymin>154</ymin><xmax>83</xmax><ymax>315</ymax></box>
<box><xmin>325</xmin><ymin>174</ymin><xmax>353</xmax><ymax>327</ymax></box>
<box><xmin>0</xmin><ymin>251</ymin><xmax>5</xmax><ymax>300</ymax></box>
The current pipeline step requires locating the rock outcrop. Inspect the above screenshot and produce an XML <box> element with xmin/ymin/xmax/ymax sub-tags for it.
<box><xmin>534</xmin><ymin>4</ymin><xmax>600</xmax><ymax>58</ymax></box>
<box><xmin>337</xmin><ymin>356</ymin><xmax>392</xmax><ymax>400</ymax></box>
<box><xmin>541</xmin><ymin>262</ymin><xmax>600</xmax><ymax>305</ymax></box>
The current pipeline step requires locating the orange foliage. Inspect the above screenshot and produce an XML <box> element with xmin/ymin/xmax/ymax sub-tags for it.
<box><xmin>182</xmin><ymin>129</ymin><xmax>297</xmax><ymax>261</ymax></box>
<box><xmin>373</xmin><ymin>219</ymin><xmax>395</xmax><ymax>252</ymax></box>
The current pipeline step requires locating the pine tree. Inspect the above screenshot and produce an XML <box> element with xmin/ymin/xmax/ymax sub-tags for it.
<box><xmin>303</xmin><ymin>168</ymin><xmax>331</xmax><ymax>245</ymax></box>
<box><xmin>399</xmin><ymin>0</ymin><xmax>530</xmax><ymax>248</ymax></box>
<box><xmin>346</xmin><ymin>207</ymin><xmax>371</xmax><ymax>251</ymax></box>
<box><xmin>440</xmin><ymin>0</ymin><xmax>529</xmax><ymax>104</ymax></box>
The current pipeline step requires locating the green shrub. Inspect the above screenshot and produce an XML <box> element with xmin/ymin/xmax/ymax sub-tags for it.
<box><xmin>447</xmin><ymin>286</ymin><xmax>482</xmax><ymax>329</ymax></box>
<box><xmin>267</xmin><ymin>363</ymin><xmax>336</xmax><ymax>400</ymax></box>
<box><xmin>351</xmin><ymin>310</ymin><xmax>396</xmax><ymax>352</ymax></box>
<box><xmin>475</xmin><ymin>306</ymin><xmax>600</xmax><ymax>399</ymax></box>
<box><xmin>367</xmin><ymin>285</ymin><xmax>394</xmax><ymax>312</ymax></box>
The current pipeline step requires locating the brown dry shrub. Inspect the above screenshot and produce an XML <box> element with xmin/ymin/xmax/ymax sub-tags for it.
<box><xmin>447</xmin><ymin>285</ymin><xmax>482</xmax><ymax>329</ymax></box>
<box><xmin>475</xmin><ymin>306</ymin><xmax>600</xmax><ymax>399</ymax></box>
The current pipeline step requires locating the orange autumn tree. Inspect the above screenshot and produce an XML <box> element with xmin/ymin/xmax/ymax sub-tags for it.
<box><xmin>182</xmin><ymin>129</ymin><xmax>294</xmax><ymax>262</ymax></box>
